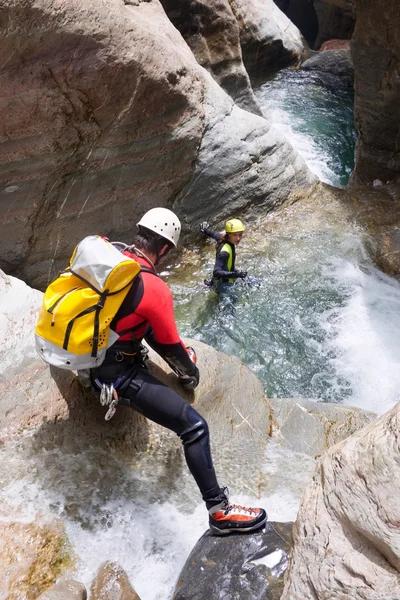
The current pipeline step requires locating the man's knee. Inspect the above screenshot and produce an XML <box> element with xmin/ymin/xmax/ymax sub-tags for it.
<box><xmin>179</xmin><ymin>405</ymin><xmax>209</xmax><ymax>447</ymax></box>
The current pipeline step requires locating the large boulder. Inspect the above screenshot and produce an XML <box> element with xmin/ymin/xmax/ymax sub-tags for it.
<box><xmin>313</xmin><ymin>0</ymin><xmax>356</xmax><ymax>49</ymax></box>
<box><xmin>271</xmin><ymin>398</ymin><xmax>377</xmax><ymax>457</ymax></box>
<box><xmin>173</xmin><ymin>522</ymin><xmax>293</xmax><ymax>600</ymax></box>
<box><xmin>301</xmin><ymin>48</ymin><xmax>354</xmax><ymax>87</ymax></box>
<box><xmin>281</xmin><ymin>402</ymin><xmax>400</xmax><ymax>600</ymax></box>
<box><xmin>351</xmin><ymin>0</ymin><xmax>400</xmax><ymax>184</ymax></box>
<box><xmin>159</xmin><ymin>0</ymin><xmax>262</xmax><ymax>115</ymax></box>
<box><xmin>37</xmin><ymin>580</ymin><xmax>87</xmax><ymax>600</ymax></box>
<box><xmin>229</xmin><ymin>0</ymin><xmax>309</xmax><ymax>85</ymax></box>
<box><xmin>0</xmin><ymin>0</ymin><xmax>314</xmax><ymax>290</ymax></box>
<box><xmin>0</xmin><ymin>270</ymin><xmax>270</xmax><ymax>499</ymax></box>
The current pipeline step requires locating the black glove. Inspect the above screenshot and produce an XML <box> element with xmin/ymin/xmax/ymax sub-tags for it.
<box><xmin>200</xmin><ymin>221</ymin><xmax>209</xmax><ymax>234</ymax></box>
<box><xmin>235</xmin><ymin>270</ymin><xmax>247</xmax><ymax>279</ymax></box>
<box><xmin>180</xmin><ymin>365</ymin><xmax>200</xmax><ymax>390</ymax></box>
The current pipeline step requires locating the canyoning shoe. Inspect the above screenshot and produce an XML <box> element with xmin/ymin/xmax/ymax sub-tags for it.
<box><xmin>208</xmin><ymin>490</ymin><xmax>267</xmax><ymax>535</ymax></box>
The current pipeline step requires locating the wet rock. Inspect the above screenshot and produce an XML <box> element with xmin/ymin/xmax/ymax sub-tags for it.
<box><xmin>281</xmin><ymin>402</ymin><xmax>400</xmax><ymax>600</ymax></box>
<box><xmin>271</xmin><ymin>398</ymin><xmax>377</xmax><ymax>457</ymax></box>
<box><xmin>173</xmin><ymin>522</ymin><xmax>293</xmax><ymax>600</ymax></box>
<box><xmin>36</xmin><ymin>580</ymin><xmax>87</xmax><ymax>600</ymax></box>
<box><xmin>0</xmin><ymin>520</ymin><xmax>75</xmax><ymax>599</ymax></box>
<box><xmin>229</xmin><ymin>0</ymin><xmax>309</xmax><ymax>85</ymax></box>
<box><xmin>0</xmin><ymin>0</ymin><xmax>313</xmax><ymax>290</ymax></box>
<box><xmin>301</xmin><ymin>48</ymin><xmax>354</xmax><ymax>87</ymax></box>
<box><xmin>159</xmin><ymin>0</ymin><xmax>262</xmax><ymax>115</ymax></box>
<box><xmin>313</xmin><ymin>0</ymin><xmax>355</xmax><ymax>49</ymax></box>
<box><xmin>0</xmin><ymin>271</ymin><xmax>270</xmax><ymax>499</ymax></box>
<box><xmin>351</xmin><ymin>0</ymin><xmax>400</xmax><ymax>184</ymax></box>
<box><xmin>345</xmin><ymin>182</ymin><xmax>400</xmax><ymax>276</ymax></box>
<box><xmin>90</xmin><ymin>561</ymin><xmax>140</xmax><ymax>600</ymax></box>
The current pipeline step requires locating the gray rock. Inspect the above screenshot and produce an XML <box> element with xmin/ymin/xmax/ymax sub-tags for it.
<box><xmin>351</xmin><ymin>0</ymin><xmax>400</xmax><ymax>184</ymax></box>
<box><xmin>230</xmin><ymin>0</ymin><xmax>309</xmax><ymax>85</ymax></box>
<box><xmin>313</xmin><ymin>0</ymin><xmax>355</xmax><ymax>49</ymax></box>
<box><xmin>271</xmin><ymin>397</ymin><xmax>377</xmax><ymax>457</ymax></box>
<box><xmin>36</xmin><ymin>580</ymin><xmax>87</xmax><ymax>600</ymax></box>
<box><xmin>173</xmin><ymin>522</ymin><xmax>293</xmax><ymax>600</ymax></box>
<box><xmin>281</xmin><ymin>402</ymin><xmax>400</xmax><ymax>600</ymax></box>
<box><xmin>159</xmin><ymin>0</ymin><xmax>262</xmax><ymax>115</ymax></box>
<box><xmin>0</xmin><ymin>0</ymin><xmax>313</xmax><ymax>289</ymax></box>
<box><xmin>301</xmin><ymin>48</ymin><xmax>354</xmax><ymax>87</ymax></box>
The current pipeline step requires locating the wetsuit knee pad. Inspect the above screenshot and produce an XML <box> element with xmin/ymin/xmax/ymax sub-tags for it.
<box><xmin>179</xmin><ymin>405</ymin><xmax>209</xmax><ymax>447</ymax></box>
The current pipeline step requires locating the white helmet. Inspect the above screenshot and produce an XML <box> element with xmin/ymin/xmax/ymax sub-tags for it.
<box><xmin>137</xmin><ymin>207</ymin><xmax>181</xmax><ymax>247</ymax></box>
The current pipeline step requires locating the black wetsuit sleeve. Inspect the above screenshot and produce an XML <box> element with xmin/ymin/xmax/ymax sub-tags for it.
<box><xmin>203</xmin><ymin>227</ymin><xmax>223</xmax><ymax>242</ymax></box>
<box><xmin>144</xmin><ymin>329</ymin><xmax>197</xmax><ymax>375</ymax></box>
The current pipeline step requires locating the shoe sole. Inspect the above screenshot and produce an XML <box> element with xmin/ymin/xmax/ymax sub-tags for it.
<box><xmin>209</xmin><ymin>514</ymin><xmax>267</xmax><ymax>536</ymax></box>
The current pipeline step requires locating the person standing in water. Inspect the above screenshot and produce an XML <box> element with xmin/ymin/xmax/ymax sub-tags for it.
<box><xmin>201</xmin><ymin>219</ymin><xmax>248</xmax><ymax>293</ymax></box>
<box><xmin>90</xmin><ymin>208</ymin><xmax>267</xmax><ymax>535</ymax></box>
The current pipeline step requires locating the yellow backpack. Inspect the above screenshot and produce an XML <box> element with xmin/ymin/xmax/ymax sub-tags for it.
<box><xmin>35</xmin><ymin>235</ymin><xmax>141</xmax><ymax>370</ymax></box>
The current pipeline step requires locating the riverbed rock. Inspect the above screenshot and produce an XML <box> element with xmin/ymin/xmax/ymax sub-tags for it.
<box><xmin>173</xmin><ymin>522</ymin><xmax>293</xmax><ymax>600</ymax></box>
<box><xmin>271</xmin><ymin>397</ymin><xmax>377</xmax><ymax>457</ymax></box>
<box><xmin>0</xmin><ymin>520</ymin><xmax>75</xmax><ymax>599</ymax></box>
<box><xmin>229</xmin><ymin>0</ymin><xmax>309</xmax><ymax>85</ymax></box>
<box><xmin>0</xmin><ymin>0</ymin><xmax>313</xmax><ymax>290</ymax></box>
<box><xmin>351</xmin><ymin>0</ymin><xmax>400</xmax><ymax>184</ymax></box>
<box><xmin>159</xmin><ymin>0</ymin><xmax>261</xmax><ymax>115</ymax></box>
<box><xmin>281</xmin><ymin>401</ymin><xmax>400</xmax><ymax>600</ymax></box>
<box><xmin>313</xmin><ymin>0</ymin><xmax>356</xmax><ymax>49</ymax></box>
<box><xmin>90</xmin><ymin>562</ymin><xmax>141</xmax><ymax>600</ymax></box>
<box><xmin>36</xmin><ymin>580</ymin><xmax>87</xmax><ymax>600</ymax></box>
<box><xmin>301</xmin><ymin>48</ymin><xmax>354</xmax><ymax>87</ymax></box>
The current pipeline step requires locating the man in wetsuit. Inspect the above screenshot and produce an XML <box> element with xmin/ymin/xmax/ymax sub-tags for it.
<box><xmin>90</xmin><ymin>208</ymin><xmax>266</xmax><ymax>535</ymax></box>
<box><xmin>201</xmin><ymin>218</ymin><xmax>247</xmax><ymax>292</ymax></box>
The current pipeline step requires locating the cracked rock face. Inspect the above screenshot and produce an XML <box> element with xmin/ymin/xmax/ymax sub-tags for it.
<box><xmin>159</xmin><ymin>0</ymin><xmax>262</xmax><ymax>115</ymax></box>
<box><xmin>0</xmin><ymin>0</ymin><xmax>314</xmax><ymax>290</ymax></box>
<box><xmin>351</xmin><ymin>0</ymin><xmax>400</xmax><ymax>184</ymax></box>
<box><xmin>280</xmin><ymin>402</ymin><xmax>400</xmax><ymax>600</ymax></box>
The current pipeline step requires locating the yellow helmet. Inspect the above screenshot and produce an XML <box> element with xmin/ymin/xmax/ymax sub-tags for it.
<box><xmin>225</xmin><ymin>218</ymin><xmax>245</xmax><ymax>233</ymax></box>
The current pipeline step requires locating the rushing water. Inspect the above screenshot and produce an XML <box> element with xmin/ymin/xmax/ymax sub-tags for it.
<box><xmin>3</xmin><ymin>71</ymin><xmax>400</xmax><ymax>600</ymax></box>
<box><xmin>255</xmin><ymin>70</ymin><xmax>357</xmax><ymax>187</ymax></box>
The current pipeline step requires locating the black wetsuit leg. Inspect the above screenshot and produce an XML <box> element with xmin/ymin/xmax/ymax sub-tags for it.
<box><xmin>93</xmin><ymin>363</ymin><xmax>221</xmax><ymax>502</ymax></box>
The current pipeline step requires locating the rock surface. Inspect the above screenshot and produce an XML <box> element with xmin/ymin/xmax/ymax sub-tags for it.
<box><xmin>0</xmin><ymin>270</ymin><xmax>270</xmax><ymax>500</ymax></box>
<box><xmin>281</xmin><ymin>401</ymin><xmax>400</xmax><ymax>600</ymax></box>
<box><xmin>90</xmin><ymin>562</ymin><xmax>141</xmax><ymax>600</ymax></box>
<box><xmin>0</xmin><ymin>0</ymin><xmax>313</xmax><ymax>289</ymax></box>
<box><xmin>271</xmin><ymin>397</ymin><xmax>377</xmax><ymax>457</ymax></box>
<box><xmin>230</xmin><ymin>0</ymin><xmax>308</xmax><ymax>85</ymax></box>
<box><xmin>173</xmin><ymin>522</ymin><xmax>293</xmax><ymax>600</ymax></box>
<box><xmin>0</xmin><ymin>520</ymin><xmax>75</xmax><ymax>599</ymax></box>
<box><xmin>37</xmin><ymin>580</ymin><xmax>87</xmax><ymax>600</ymax></box>
<box><xmin>301</xmin><ymin>48</ymin><xmax>354</xmax><ymax>87</ymax></box>
<box><xmin>351</xmin><ymin>0</ymin><xmax>400</xmax><ymax>184</ymax></box>
<box><xmin>313</xmin><ymin>0</ymin><xmax>356</xmax><ymax>49</ymax></box>
<box><xmin>159</xmin><ymin>0</ymin><xmax>261</xmax><ymax>115</ymax></box>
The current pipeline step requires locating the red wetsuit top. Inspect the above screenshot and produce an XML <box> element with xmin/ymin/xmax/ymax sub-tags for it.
<box><xmin>112</xmin><ymin>250</ymin><xmax>195</xmax><ymax>374</ymax></box>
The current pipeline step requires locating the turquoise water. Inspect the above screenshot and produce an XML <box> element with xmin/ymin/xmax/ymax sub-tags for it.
<box><xmin>255</xmin><ymin>70</ymin><xmax>357</xmax><ymax>187</ymax></box>
<box><xmin>167</xmin><ymin>201</ymin><xmax>400</xmax><ymax>415</ymax></box>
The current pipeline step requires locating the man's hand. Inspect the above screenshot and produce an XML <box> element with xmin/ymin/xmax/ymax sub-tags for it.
<box><xmin>200</xmin><ymin>221</ymin><xmax>209</xmax><ymax>234</ymax></box>
<box><xmin>180</xmin><ymin>365</ymin><xmax>200</xmax><ymax>390</ymax></box>
<box><xmin>236</xmin><ymin>270</ymin><xmax>248</xmax><ymax>279</ymax></box>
